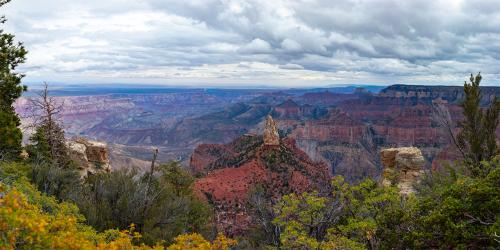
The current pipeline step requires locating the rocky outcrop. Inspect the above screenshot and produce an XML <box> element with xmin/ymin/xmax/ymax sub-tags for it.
<box><xmin>380</xmin><ymin>147</ymin><xmax>425</xmax><ymax>195</ymax></box>
<box><xmin>263</xmin><ymin>115</ymin><xmax>280</xmax><ymax>146</ymax></box>
<box><xmin>67</xmin><ymin>138</ymin><xmax>111</xmax><ymax>177</ymax></box>
<box><xmin>190</xmin><ymin>134</ymin><xmax>330</xmax><ymax>236</ymax></box>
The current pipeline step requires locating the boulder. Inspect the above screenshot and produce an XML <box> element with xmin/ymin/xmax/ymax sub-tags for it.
<box><xmin>67</xmin><ymin>137</ymin><xmax>111</xmax><ymax>177</ymax></box>
<box><xmin>380</xmin><ymin>147</ymin><xmax>425</xmax><ymax>195</ymax></box>
<box><xmin>395</xmin><ymin>148</ymin><xmax>425</xmax><ymax>169</ymax></box>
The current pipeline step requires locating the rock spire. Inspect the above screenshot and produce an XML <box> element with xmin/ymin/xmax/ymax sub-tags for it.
<box><xmin>263</xmin><ymin>115</ymin><xmax>279</xmax><ymax>146</ymax></box>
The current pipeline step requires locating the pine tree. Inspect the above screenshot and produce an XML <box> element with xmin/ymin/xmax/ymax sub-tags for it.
<box><xmin>28</xmin><ymin>121</ymin><xmax>72</xmax><ymax>168</ymax></box>
<box><xmin>457</xmin><ymin>73</ymin><xmax>499</xmax><ymax>177</ymax></box>
<box><xmin>0</xmin><ymin>0</ymin><xmax>28</xmax><ymax>161</ymax></box>
<box><xmin>25</xmin><ymin>83</ymin><xmax>73</xmax><ymax>168</ymax></box>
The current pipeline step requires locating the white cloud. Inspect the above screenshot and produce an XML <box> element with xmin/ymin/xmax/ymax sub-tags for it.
<box><xmin>239</xmin><ymin>38</ymin><xmax>273</xmax><ymax>54</ymax></box>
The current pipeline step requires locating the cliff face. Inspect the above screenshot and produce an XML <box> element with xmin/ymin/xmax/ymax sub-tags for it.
<box><xmin>67</xmin><ymin>138</ymin><xmax>111</xmax><ymax>177</ymax></box>
<box><xmin>315</xmin><ymin>95</ymin><xmax>454</xmax><ymax>180</ymax></box>
<box><xmin>379</xmin><ymin>85</ymin><xmax>499</xmax><ymax>105</ymax></box>
<box><xmin>190</xmin><ymin>131</ymin><xmax>330</xmax><ymax>235</ymax></box>
<box><xmin>272</xmin><ymin>99</ymin><xmax>324</xmax><ymax>119</ymax></box>
<box><xmin>288</xmin><ymin>109</ymin><xmax>379</xmax><ymax>180</ymax></box>
<box><xmin>291</xmin><ymin>109</ymin><xmax>365</xmax><ymax>144</ymax></box>
<box><xmin>380</xmin><ymin>147</ymin><xmax>425</xmax><ymax>195</ymax></box>
<box><xmin>297</xmin><ymin>91</ymin><xmax>358</xmax><ymax>106</ymax></box>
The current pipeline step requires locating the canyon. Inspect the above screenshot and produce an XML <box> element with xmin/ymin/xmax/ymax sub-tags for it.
<box><xmin>15</xmin><ymin>85</ymin><xmax>499</xmax><ymax>180</ymax></box>
<box><xmin>14</xmin><ymin>84</ymin><xmax>499</xmax><ymax>235</ymax></box>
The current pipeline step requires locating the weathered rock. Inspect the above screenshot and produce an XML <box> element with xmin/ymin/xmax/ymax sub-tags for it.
<box><xmin>67</xmin><ymin>137</ymin><xmax>111</xmax><ymax>177</ymax></box>
<box><xmin>380</xmin><ymin>147</ymin><xmax>425</xmax><ymax>195</ymax></box>
<box><xmin>263</xmin><ymin>115</ymin><xmax>279</xmax><ymax>146</ymax></box>
<box><xmin>19</xmin><ymin>150</ymin><xmax>29</xmax><ymax>160</ymax></box>
<box><xmin>380</xmin><ymin>148</ymin><xmax>399</xmax><ymax>169</ymax></box>
<box><xmin>191</xmin><ymin>135</ymin><xmax>330</xmax><ymax>236</ymax></box>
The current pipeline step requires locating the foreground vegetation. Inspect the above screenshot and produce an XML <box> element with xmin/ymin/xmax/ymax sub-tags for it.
<box><xmin>1</xmin><ymin>156</ymin><xmax>498</xmax><ymax>249</ymax></box>
<box><xmin>0</xmin><ymin>162</ymin><xmax>236</xmax><ymax>249</ymax></box>
<box><xmin>0</xmin><ymin>0</ymin><xmax>499</xmax><ymax>248</ymax></box>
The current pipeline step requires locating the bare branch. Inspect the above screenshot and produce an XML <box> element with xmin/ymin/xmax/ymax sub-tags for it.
<box><xmin>431</xmin><ymin>100</ymin><xmax>466</xmax><ymax>160</ymax></box>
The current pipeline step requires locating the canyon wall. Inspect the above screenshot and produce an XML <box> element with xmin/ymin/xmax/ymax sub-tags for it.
<box><xmin>16</xmin><ymin>85</ymin><xmax>499</xmax><ymax>181</ymax></box>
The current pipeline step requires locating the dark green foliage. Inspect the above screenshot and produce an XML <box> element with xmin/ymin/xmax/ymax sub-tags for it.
<box><xmin>457</xmin><ymin>73</ymin><xmax>499</xmax><ymax>177</ymax></box>
<box><xmin>29</xmin><ymin>162</ymin><xmax>79</xmax><ymax>200</ymax></box>
<box><xmin>25</xmin><ymin>127</ymin><xmax>79</xmax><ymax>201</ymax></box>
<box><xmin>73</xmin><ymin>168</ymin><xmax>141</xmax><ymax>230</ymax></box>
<box><xmin>407</xmin><ymin>159</ymin><xmax>500</xmax><ymax>249</ymax></box>
<box><xmin>0</xmin><ymin>110</ymin><xmax>23</xmax><ymax>161</ymax></box>
<box><xmin>0</xmin><ymin>160</ymin><xmax>31</xmax><ymax>186</ymax></box>
<box><xmin>27</xmin><ymin>128</ymin><xmax>52</xmax><ymax>163</ymax></box>
<box><xmin>0</xmin><ymin>0</ymin><xmax>27</xmax><ymax>161</ymax></box>
<box><xmin>26</xmin><ymin>121</ymin><xmax>73</xmax><ymax>169</ymax></box>
<box><xmin>272</xmin><ymin>176</ymin><xmax>406</xmax><ymax>249</ymax></box>
<box><xmin>270</xmin><ymin>166</ymin><xmax>499</xmax><ymax>249</ymax></box>
<box><xmin>333</xmin><ymin>177</ymin><xmax>408</xmax><ymax>249</ymax></box>
<box><xmin>23</xmin><ymin>85</ymin><xmax>79</xmax><ymax>200</ymax></box>
<box><xmin>71</xmin><ymin>162</ymin><xmax>211</xmax><ymax>245</ymax></box>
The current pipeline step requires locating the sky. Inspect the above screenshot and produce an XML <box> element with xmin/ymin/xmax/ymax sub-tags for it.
<box><xmin>2</xmin><ymin>0</ymin><xmax>500</xmax><ymax>87</ymax></box>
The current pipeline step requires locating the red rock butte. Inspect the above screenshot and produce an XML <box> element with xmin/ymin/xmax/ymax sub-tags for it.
<box><xmin>190</xmin><ymin>127</ymin><xmax>330</xmax><ymax>235</ymax></box>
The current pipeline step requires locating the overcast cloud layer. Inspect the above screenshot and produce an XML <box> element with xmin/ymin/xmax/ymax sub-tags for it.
<box><xmin>2</xmin><ymin>0</ymin><xmax>500</xmax><ymax>87</ymax></box>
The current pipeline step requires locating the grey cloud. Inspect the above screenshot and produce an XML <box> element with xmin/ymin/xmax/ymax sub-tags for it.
<box><xmin>1</xmin><ymin>0</ymin><xmax>500</xmax><ymax>86</ymax></box>
<box><xmin>279</xmin><ymin>63</ymin><xmax>304</xmax><ymax>70</ymax></box>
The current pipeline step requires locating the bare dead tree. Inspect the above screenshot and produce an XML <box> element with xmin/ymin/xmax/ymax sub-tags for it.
<box><xmin>23</xmin><ymin>83</ymin><xmax>70</xmax><ymax>167</ymax></box>
<box><xmin>139</xmin><ymin>148</ymin><xmax>159</xmax><ymax>230</ymax></box>
<box><xmin>23</xmin><ymin>82</ymin><xmax>64</xmax><ymax>129</ymax></box>
<box><xmin>431</xmin><ymin>100</ymin><xmax>466</xmax><ymax>160</ymax></box>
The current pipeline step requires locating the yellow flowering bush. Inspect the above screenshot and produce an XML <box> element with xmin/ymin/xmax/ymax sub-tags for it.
<box><xmin>167</xmin><ymin>233</ymin><xmax>236</xmax><ymax>250</ymax></box>
<box><xmin>0</xmin><ymin>184</ymin><xmax>91</xmax><ymax>249</ymax></box>
<box><xmin>0</xmin><ymin>182</ymin><xmax>235</xmax><ymax>250</ymax></box>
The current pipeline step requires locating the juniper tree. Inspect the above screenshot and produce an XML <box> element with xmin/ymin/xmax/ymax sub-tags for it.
<box><xmin>457</xmin><ymin>73</ymin><xmax>499</xmax><ymax>177</ymax></box>
<box><xmin>0</xmin><ymin>0</ymin><xmax>28</xmax><ymax>161</ymax></box>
